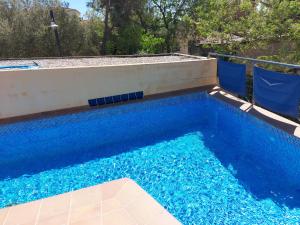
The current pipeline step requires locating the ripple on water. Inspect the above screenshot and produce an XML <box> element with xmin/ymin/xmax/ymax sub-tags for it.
<box><xmin>1</xmin><ymin>132</ymin><xmax>300</xmax><ymax>224</ymax></box>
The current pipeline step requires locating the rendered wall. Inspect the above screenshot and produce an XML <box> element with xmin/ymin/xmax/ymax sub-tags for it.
<box><xmin>0</xmin><ymin>58</ymin><xmax>217</xmax><ymax>119</ymax></box>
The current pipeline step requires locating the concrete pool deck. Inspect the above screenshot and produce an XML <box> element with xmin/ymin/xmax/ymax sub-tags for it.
<box><xmin>0</xmin><ymin>54</ymin><xmax>204</xmax><ymax>69</ymax></box>
<box><xmin>0</xmin><ymin>178</ymin><xmax>181</xmax><ymax>225</ymax></box>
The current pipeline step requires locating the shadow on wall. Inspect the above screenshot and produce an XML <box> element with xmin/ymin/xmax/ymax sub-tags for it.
<box><xmin>200</xmin><ymin>101</ymin><xmax>300</xmax><ymax>209</ymax></box>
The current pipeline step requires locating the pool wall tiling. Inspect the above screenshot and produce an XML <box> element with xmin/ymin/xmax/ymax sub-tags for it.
<box><xmin>0</xmin><ymin>55</ymin><xmax>217</xmax><ymax>120</ymax></box>
<box><xmin>88</xmin><ymin>91</ymin><xmax>144</xmax><ymax>107</ymax></box>
<box><xmin>209</xmin><ymin>89</ymin><xmax>300</xmax><ymax>138</ymax></box>
<box><xmin>1</xmin><ymin>92</ymin><xmax>300</xmax><ymax>224</ymax></box>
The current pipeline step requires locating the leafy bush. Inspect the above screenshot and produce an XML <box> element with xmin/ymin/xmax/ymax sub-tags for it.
<box><xmin>140</xmin><ymin>33</ymin><xmax>165</xmax><ymax>54</ymax></box>
<box><xmin>114</xmin><ymin>23</ymin><xmax>143</xmax><ymax>55</ymax></box>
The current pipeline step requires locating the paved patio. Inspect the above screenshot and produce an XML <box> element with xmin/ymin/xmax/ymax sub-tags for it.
<box><xmin>0</xmin><ymin>178</ymin><xmax>181</xmax><ymax>225</ymax></box>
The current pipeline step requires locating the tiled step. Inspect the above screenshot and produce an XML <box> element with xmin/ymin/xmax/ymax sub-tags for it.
<box><xmin>0</xmin><ymin>178</ymin><xmax>181</xmax><ymax>225</ymax></box>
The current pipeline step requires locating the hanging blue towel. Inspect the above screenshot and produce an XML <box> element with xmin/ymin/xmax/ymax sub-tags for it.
<box><xmin>217</xmin><ymin>60</ymin><xmax>247</xmax><ymax>97</ymax></box>
<box><xmin>253</xmin><ymin>66</ymin><xmax>300</xmax><ymax>118</ymax></box>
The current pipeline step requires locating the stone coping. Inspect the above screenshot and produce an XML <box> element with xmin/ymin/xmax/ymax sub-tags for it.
<box><xmin>0</xmin><ymin>178</ymin><xmax>181</xmax><ymax>225</ymax></box>
<box><xmin>0</xmin><ymin>54</ymin><xmax>205</xmax><ymax>70</ymax></box>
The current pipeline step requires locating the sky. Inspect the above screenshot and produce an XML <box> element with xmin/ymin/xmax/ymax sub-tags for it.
<box><xmin>67</xmin><ymin>0</ymin><xmax>88</xmax><ymax>16</ymax></box>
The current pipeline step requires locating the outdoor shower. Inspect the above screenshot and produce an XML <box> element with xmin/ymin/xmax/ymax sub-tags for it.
<box><xmin>50</xmin><ymin>10</ymin><xmax>62</xmax><ymax>56</ymax></box>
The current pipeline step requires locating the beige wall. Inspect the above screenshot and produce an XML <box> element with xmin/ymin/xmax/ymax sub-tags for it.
<box><xmin>0</xmin><ymin>58</ymin><xmax>217</xmax><ymax>119</ymax></box>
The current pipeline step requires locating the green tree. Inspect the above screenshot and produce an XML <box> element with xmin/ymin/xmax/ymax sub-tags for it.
<box><xmin>79</xmin><ymin>10</ymin><xmax>104</xmax><ymax>55</ymax></box>
<box><xmin>140</xmin><ymin>33</ymin><xmax>164</xmax><ymax>53</ymax></box>
<box><xmin>150</xmin><ymin>0</ymin><xmax>192</xmax><ymax>52</ymax></box>
<box><xmin>87</xmin><ymin>0</ymin><xmax>146</xmax><ymax>55</ymax></box>
<box><xmin>260</xmin><ymin>0</ymin><xmax>300</xmax><ymax>64</ymax></box>
<box><xmin>0</xmin><ymin>0</ymin><xmax>102</xmax><ymax>58</ymax></box>
<box><xmin>191</xmin><ymin>0</ymin><xmax>300</xmax><ymax>65</ymax></box>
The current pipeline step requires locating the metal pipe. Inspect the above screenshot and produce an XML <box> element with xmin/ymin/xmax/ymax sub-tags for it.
<box><xmin>50</xmin><ymin>10</ymin><xmax>62</xmax><ymax>57</ymax></box>
<box><xmin>208</xmin><ymin>52</ymin><xmax>300</xmax><ymax>70</ymax></box>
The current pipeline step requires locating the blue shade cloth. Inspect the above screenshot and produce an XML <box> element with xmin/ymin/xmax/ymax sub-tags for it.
<box><xmin>253</xmin><ymin>66</ymin><xmax>300</xmax><ymax>118</ymax></box>
<box><xmin>217</xmin><ymin>60</ymin><xmax>247</xmax><ymax>97</ymax></box>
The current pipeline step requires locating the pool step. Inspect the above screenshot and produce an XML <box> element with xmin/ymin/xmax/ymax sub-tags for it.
<box><xmin>0</xmin><ymin>178</ymin><xmax>181</xmax><ymax>225</ymax></box>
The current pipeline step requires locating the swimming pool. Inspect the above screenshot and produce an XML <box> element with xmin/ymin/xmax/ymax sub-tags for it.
<box><xmin>1</xmin><ymin>92</ymin><xmax>300</xmax><ymax>224</ymax></box>
<box><xmin>0</xmin><ymin>64</ymin><xmax>38</xmax><ymax>70</ymax></box>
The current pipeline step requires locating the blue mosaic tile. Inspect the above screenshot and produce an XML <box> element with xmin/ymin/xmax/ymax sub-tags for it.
<box><xmin>97</xmin><ymin>98</ymin><xmax>105</xmax><ymax>105</ymax></box>
<box><xmin>129</xmin><ymin>92</ymin><xmax>137</xmax><ymax>100</ymax></box>
<box><xmin>136</xmin><ymin>91</ymin><xmax>144</xmax><ymax>99</ymax></box>
<box><xmin>113</xmin><ymin>95</ymin><xmax>122</xmax><ymax>103</ymax></box>
<box><xmin>1</xmin><ymin>92</ymin><xmax>300</xmax><ymax>225</ymax></box>
<box><xmin>105</xmin><ymin>96</ymin><xmax>114</xmax><ymax>104</ymax></box>
<box><xmin>121</xmin><ymin>94</ymin><xmax>129</xmax><ymax>101</ymax></box>
<box><xmin>88</xmin><ymin>99</ymin><xmax>97</xmax><ymax>107</ymax></box>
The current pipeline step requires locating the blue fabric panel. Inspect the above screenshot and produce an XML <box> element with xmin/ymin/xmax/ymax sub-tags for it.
<box><xmin>218</xmin><ymin>60</ymin><xmax>247</xmax><ymax>97</ymax></box>
<box><xmin>253</xmin><ymin>66</ymin><xmax>300</xmax><ymax>118</ymax></box>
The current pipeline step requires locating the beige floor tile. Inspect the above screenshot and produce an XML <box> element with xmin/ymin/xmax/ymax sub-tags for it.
<box><xmin>0</xmin><ymin>207</ymin><xmax>9</xmax><ymax>224</ymax></box>
<box><xmin>102</xmin><ymin>198</ymin><xmax>122</xmax><ymax>215</ymax></box>
<box><xmin>36</xmin><ymin>212</ymin><xmax>69</xmax><ymax>225</ymax></box>
<box><xmin>4</xmin><ymin>200</ymin><xmax>41</xmax><ymax>225</ymax></box>
<box><xmin>101</xmin><ymin>178</ymin><xmax>129</xmax><ymax>201</ymax></box>
<box><xmin>20</xmin><ymin>222</ymin><xmax>37</xmax><ymax>225</ymax></box>
<box><xmin>39</xmin><ymin>193</ymin><xmax>71</xmax><ymax>221</ymax></box>
<box><xmin>125</xmin><ymin>194</ymin><xmax>164</xmax><ymax>224</ymax></box>
<box><xmin>71</xmin><ymin>215</ymin><xmax>102</xmax><ymax>225</ymax></box>
<box><xmin>103</xmin><ymin>209</ymin><xmax>137</xmax><ymax>225</ymax></box>
<box><xmin>1</xmin><ymin>178</ymin><xmax>181</xmax><ymax>225</ymax></box>
<box><xmin>145</xmin><ymin>210</ymin><xmax>182</xmax><ymax>225</ymax></box>
<box><xmin>114</xmin><ymin>180</ymin><xmax>145</xmax><ymax>205</ymax></box>
<box><xmin>69</xmin><ymin>203</ymin><xmax>101</xmax><ymax>224</ymax></box>
<box><xmin>72</xmin><ymin>186</ymin><xmax>102</xmax><ymax>209</ymax></box>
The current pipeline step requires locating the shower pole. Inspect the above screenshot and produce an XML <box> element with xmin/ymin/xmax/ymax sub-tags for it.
<box><xmin>50</xmin><ymin>10</ymin><xmax>62</xmax><ymax>57</ymax></box>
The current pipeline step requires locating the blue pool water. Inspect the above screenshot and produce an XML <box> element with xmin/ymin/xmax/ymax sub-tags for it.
<box><xmin>0</xmin><ymin>65</ymin><xmax>38</xmax><ymax>70</ymax></box>
<box><xmin>1</xmin><ymin>92</ymin><xmax>300</xmax><ymax>224</ymax></box>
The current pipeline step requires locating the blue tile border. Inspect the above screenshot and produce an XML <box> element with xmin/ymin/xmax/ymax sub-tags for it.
<box><xmin>89</xmin><ymin>91</ymin><xmax>144</xmax><ymax>107</ymax></box>
<box><xmin>113</xmin><ymin>95</ymin><xmax>122</xmax><ymax>103</ymax></box>
<box><xmin>121</xmin><ymin>94</ymin><xmax>129</xmax><ymax>102</ymax></box>
<box><xmin>88</xmin><ymin>99</ymin><xmax>97</xmax><ymax>107</ymax></box>
<box><xmin>97</xmin><ymin>98</ymin><xmax>105</xmax><ymax>105</ymax></box>
<box><xmin>105</xmin><ymin>96</ymin><xmax>114</xmax><ymax>104</ymax></box>
<box><xmin>136</xmin><ymin>91</ymin><xmax>144</xmax><ymax>99</ymax></box>
<box><xmin>129</xmin><ymin>92</ymin><xmax>137</xmax><ymax>100</ymax></box>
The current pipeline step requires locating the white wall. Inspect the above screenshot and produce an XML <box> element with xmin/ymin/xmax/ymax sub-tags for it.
<box><xmin>0</xmin><ymin>58</ymin><xmax>217</xmax><ymax>119</ymax></box>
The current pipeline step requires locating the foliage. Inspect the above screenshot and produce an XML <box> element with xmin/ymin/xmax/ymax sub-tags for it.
<box><xmin>261</xmin><ymin>0</ymin><xmax>300</xmax><ymax>65</ymax></box>
<box><xmin>149</xmin><ymin>0</ymin><xmax>193</xmax><ymax>52</ymax></box>
<box><xmin>112</xmin><ymin>23</ymin><xmax>143</xmax><ymax>55</ymax></box>
<box><xmin>0</xmin><ymin>0</ymin><xmax>102</xmax><ymax>57</ymax></box>
<box><xmin>192</xmin><ymin>0</ymin><xmax>300</xmax><ymax>65</ymax></box>
<box><xmin>78</xmin><ymin>10</ymin><xmax>104</xmax><ymax>55</ymax></box>
<box><xmin>87</xmin><ymin>0</ymin><xmax>146</xmax><ymax>54</ymax></box>
<box><xmin>140</xmin><ymin>33</ymin><xmax>164</xmax><ymax>54</ymax></box>
<box><xmin>0</xmin><ymin>0</ymin><xmax>299</xmax><ymax>64</ymax></box>
<box><xmin>193</xmin><ymin>0</ymin><xmax>266</xmax><ymax>53</ymax></box>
